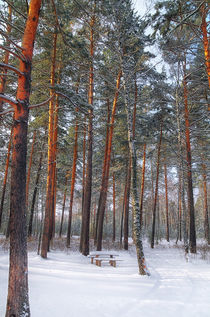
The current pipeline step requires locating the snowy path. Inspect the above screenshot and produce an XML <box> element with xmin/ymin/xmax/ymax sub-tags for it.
<box><xmin>1</xmin><ymin>243</ymin><xmax>210</xmax><ymax>317</ymax></box>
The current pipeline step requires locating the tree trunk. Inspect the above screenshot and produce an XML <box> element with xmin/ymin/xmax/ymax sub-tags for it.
<box><xmin>0</xmin><ymin>125</ymin><xmax>13</xmax><ymax>230</ymax></box>
<box><xmin>124</xmin><ymin>157</ymin><xmax>131</xmax><ymax>250</ymax></box>
<box><xmin>122</xmin><ymin>65</ymin><xmax>149</xmax><ymax>275</ymax></box>
<box><xmin>175</xmin><ymin>75</ymin><xmax>188</xmax><ymax>253</ymax></box>
<box><xmin>5</xmin><ymin>1</ymin><xmax>42</xmax><ymax>316</ymax></box>
<box><xmin>28</xmin><ymin>149</ymin><xmax>43</xmax><ymax>237</ymax></box>
<box><xmin>183</xmin><ymin>59</ymin><xmax>196</xmax><ymax>253</ymax></box>
<box><xmin>164</xmin><ymin>161</ymin><xmax>169</xmax><ymax>242</ymax></box>
<box><xmin>96</xmin><ymin>70</ymin><xmax>122</xmax><ymax>251</ymax></box>
<box><xmin>139</xmin><ymin>143</ymin><xmax>146</xmax><ymax>227</ymax></box>
<box><xmin>94</xmin><ymin>94</ymin><xmax>110</xmax><ymax>245</ymax></box>
<box><xmin>41</xmin><ymin>30</ymin><xmax>57</xmax><ymax>258</ymax></box>
<box><xmin>112</xmin><ymin>171</ymin><xmax>116</xmax><ymax>242</ymax></box>
<box><xmin>59</xmin><ymin>172</ymin><xmax>68</xmax><ymax>238</ymax></box>
<box><xmin>67</xmin><ymin>112</ymin><xmax>79</xmax><ymax>248</ymax></box>
<box><xmin>80</xmin><ymin>117</ymin><xmax>87</xmax><ymax>251</ymax></box>
<box><xmin>201</xmin><ymin>157</ymin><xmax>209</xmax><ymax>243</ymax></box>
<box><xmin>201</xmin><ymin>3</ymin><xmax>210</xmax><ymax>88</ymax></box>
<box><xmin>151</xmin><ymin>119</ymin><xmax>163</xmax><ymax>249</ymax></box>
<box><xmin>26</xmin><ymin>130</ymin><xmax>36</xmax><ymax>211</ymax></box>
<box><xmin>81</xmin><ymin>7</ymin><xmax>95</xmax><ymax>256</ymax></box>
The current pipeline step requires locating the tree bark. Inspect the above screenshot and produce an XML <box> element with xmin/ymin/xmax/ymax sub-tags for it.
<box><xmin>5</xmin><ymin>1</ymin><xmax>42</xmax><ymax>316</ymax></box>
<box><xmin>28</xmin><ymin>149</ymin><xmax>43</xmax><ymax>237</ymax></box>
<box><xmin>59</xmin><ymin>172</ymin><xmax>68</xmax><ymax>238</ymax></box>
<box><xmin>67</xmin><ymin>111</ymin><xmax>79</xmax><ymax>248</ymax></box>
<box><xmin>81</xmin><ymin>6</ymin><xmax>95</xmax><ymax>256</ymax></box>
<box><xmin>151</xmin><ymin>119</ymin><xmax>163</xmax><ymax>249</ymax></box>
<box><xmin>124</xmin><ymin>157</ymin><xmax>131</xmax><ymax>250</ymax></box>
<box><xmin>122</xmin><ymin>64</ymin><xmax>149</xmax><ymax>275</ymax></box>
<box><xmin>139</xmin><ymin>143</ymin><xmax>146</xmax><ymax>227</ymax></box>
<box><xmin>200</xmin><ymin>3</ymin><xmax>210</xmax><ymax>88</ymax></box>
<box><xmin>112</xmin><ymin>171</ymin><xmax>116</xmax><ymax>242</ymax></box>
<box><xmin>164</xmin><ymin>161</ymin><xmax>169</xmax><ymax>242</ymax></box>
<box><xmin>41</xmin><ymin>30</ymin><xmax>57</xmax><ymax>258</ymax></box>
<box><xmin>96</xmin><ymin>70</ymin><xmax>122</xmax><ymax>251</ymax></box>
<box><xmin>201</xmin><ymin>156</ymin><xmax>209</xmax><ymax>243</ymax></box>
<box><xmin>26</xmin><ymin>130</ymin><xmax>36</xmax><ymax>211</ymax></box>
<box><xmin>183</xmin><ymin>59</ymin><xmax>196</xmax><ymax>253</ymax></box>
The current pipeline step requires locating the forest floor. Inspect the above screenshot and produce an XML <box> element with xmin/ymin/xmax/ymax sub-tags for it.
<box><xmin>1</xmin><ymin>237</ymin><xmax>210</xmax><ymax>317</ymax></box>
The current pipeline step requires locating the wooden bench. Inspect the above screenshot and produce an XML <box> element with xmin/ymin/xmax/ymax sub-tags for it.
<box><xmin>94</xmin><ymin>257</ymin><xmax>122</xmax><ymax>267</ymax></box>
<box><xmin>88</xmin><ymin>252</ymin><xmax>121</xmax><ymax>267</ymax></box>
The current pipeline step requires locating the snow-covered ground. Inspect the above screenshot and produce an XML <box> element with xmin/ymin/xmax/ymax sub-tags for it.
<box><xmin>1</xmin><ymin>241</ymin><xmax>210</xmax><ymax>317</ymax></box>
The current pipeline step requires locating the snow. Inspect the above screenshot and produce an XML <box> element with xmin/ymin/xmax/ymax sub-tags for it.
<box><xmin>1</xmin><ymin>241</ymin><xmax>210</xmax><ymax>317</ymax></box>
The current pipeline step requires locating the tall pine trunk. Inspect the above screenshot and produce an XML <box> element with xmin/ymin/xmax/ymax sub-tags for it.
<box><xmin>151</xmin><ymin>120</ymin><xmax>163</xmax><ymax>249</ymax></box>
<box><xmin>139</xmin><ymin>143</ymin><xmax>146</xmax><ymax>227</ymax></box>
<box><xmin>164</xmin><ymin>160</ymin><xmax>169</xmax><ymax>242</ymax></box>
<box><xmin>67</xmin><ymin>112</ymin><xmax>79</xmax><ymax>247</ymax></box>
<box><xmin>183</xmin><ymin>59</ymin><xmax>196</xmax><ymax>253</ymax></box>
<box><xmin>122</xmin><ymin>64</ymin><xmax>149</xmax><ymax>275</ymax></box>
<box><xmin>96</xmin><ymin>70</ymin><xmax>122</xmax><ymax>251</ymax></box>
<box><xmin>28</xmin><ymin>149</ymin><xmax>43</xmax><ymax>238</ymax></box>
<box><xmin>200</xmin><ymin>3</ymin><xmax>210</xmax><ymax>88</ymax></box>
<box><xmin>4</xmin><ymin>1</ymin><xmax>42</xmax><ymax>315</ymax></box>
<box><xmin>81</xmin><ymin>7</ymin><xmax>95</xmax><ymax>256</ymax></box>
<box><xmin>41</xmin><ymin>30</ymin><xmax>57</xmax><ymax>258</ymax></box>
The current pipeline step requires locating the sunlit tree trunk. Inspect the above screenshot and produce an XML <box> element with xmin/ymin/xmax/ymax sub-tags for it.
<box><xmin>151</xmin><ymin>119</ymin><xmax>163</xmax><ymax>249</ymax></box>
<box><xmin>200</xmin><ymin>3</ymin><xmax>210</xmax><ymax>88</ymax></box>
<box><xmin>41</xmin><ymin>30</ymin><xmax>57</xmax><ymax>258</ymax></box>
<box><xmin>96</xmin><ymin>70</ymin><xmax>122</xmax><ymax>251</ymax></box>
<box><xmin>94</xmin><ymin>94</ymin><xmax>110</xmax><ymax>245</ymax></box>
<box><xmin>2</xmin><ymin>1</ymin><xmax>42</xmax><ymax>315</ymax></box>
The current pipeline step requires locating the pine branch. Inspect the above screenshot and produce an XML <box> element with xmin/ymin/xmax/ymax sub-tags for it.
<box><xmin>0</xmin><ymin>62</ymin><xmax>24</xmax><ymax>77</ymax></box>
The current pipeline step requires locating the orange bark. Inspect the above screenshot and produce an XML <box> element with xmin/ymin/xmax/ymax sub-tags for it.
<box><xmin>26</xmin><ymin>130</ymin><xmax>36</xmax><ymax>210</ymax></box>
<box><xmin>5</xmin><ymin>1</ymin><xmax>42</xmax><ymax>316</ymax></box>
<box><xmin>96</xmin><ymin>69</ymin><xmax>122</xmax><ymax>251</ymax></box>
<box><xmin>41</xmin><ymin>31</ymin><xmax>57</xmax><ymax>258</ymax></box>
<box><xmin>201</xmin><ymin>4</ymin><xmax>210</xmax><ymax>88</ymax></box>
